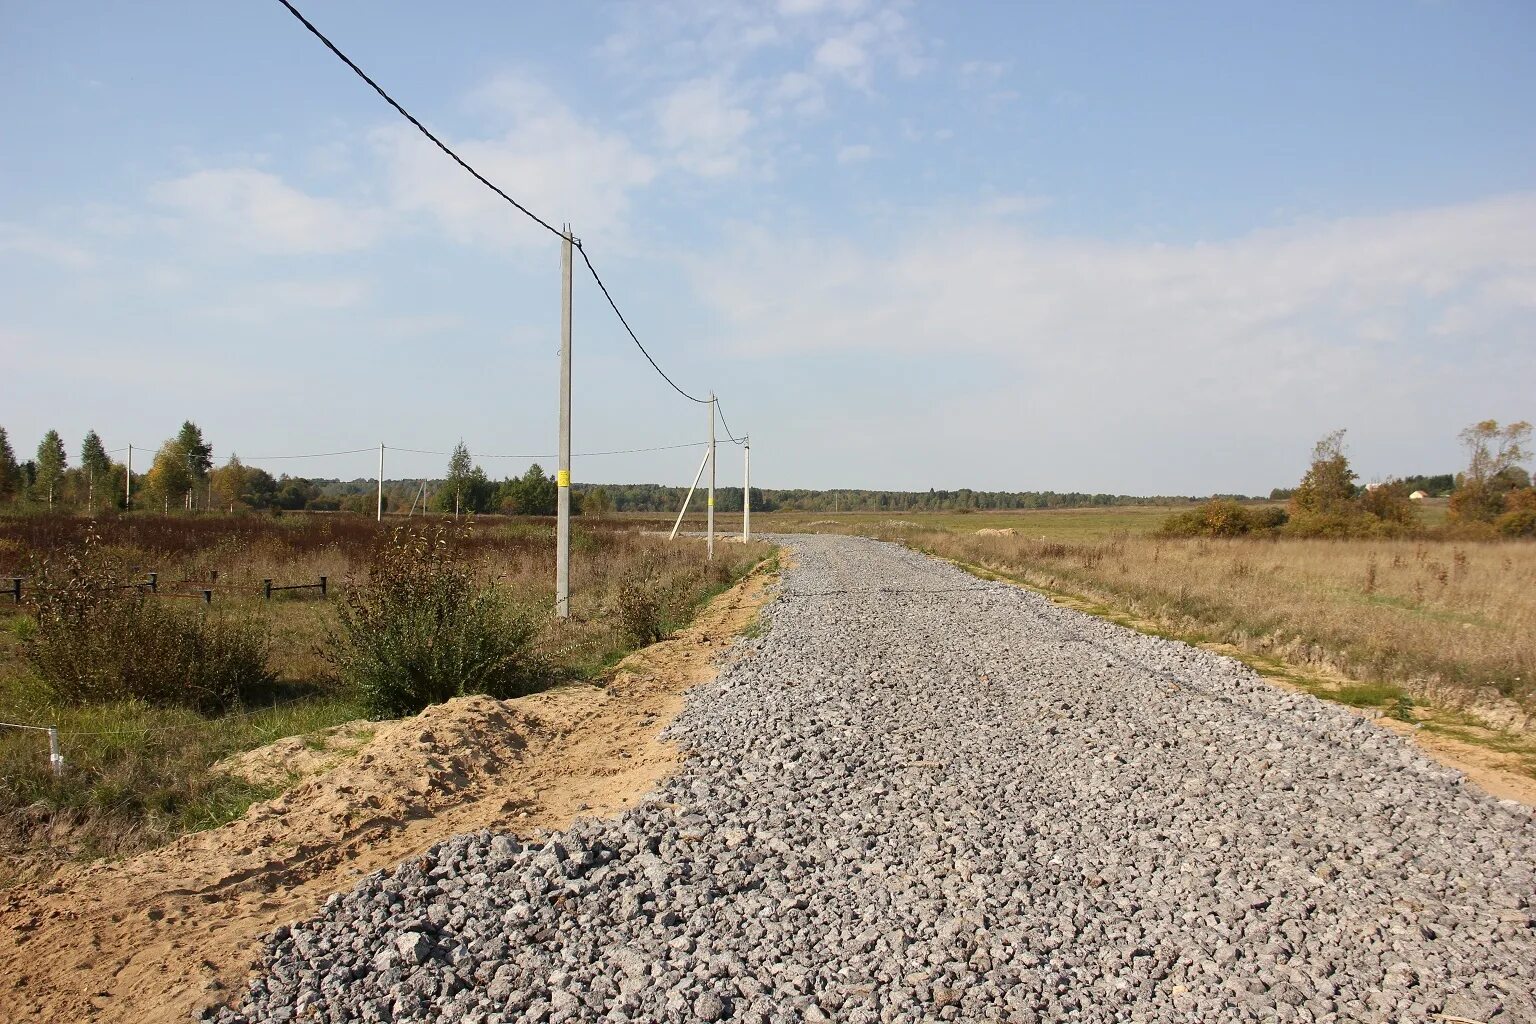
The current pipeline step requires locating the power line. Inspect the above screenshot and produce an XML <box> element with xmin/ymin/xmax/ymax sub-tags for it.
<box><xmin>392</xmin><ymin>441</ymin><xmax>708</xmax><ymax>459</ymax></box>
<box><xmin>482</xmin><ymin>441</ymin><xmax>710</xmax><ymax>459</ymax></box>
<box><xmin>274</xmin><ymin>0</ymin><xmax>717</xmax><ymax>411</ymax></box>
<box><xmin>714</xmin><ymin>398</ymin><xmax>745</xmax><ymax>444</ymax></box>
<box><xmin>274</xmin><ymin>0</ymin><xmax>562</xmax><ymax>240</ymax></box>
<box><xmin>575</xmin><ymin>245</ymin><xmax>710</xmax><ymax>405</ymax></box>
<box><xmin>240</xmin><ymin>447</ymin><xmax>376</xmax><ymax>460</ymax></box>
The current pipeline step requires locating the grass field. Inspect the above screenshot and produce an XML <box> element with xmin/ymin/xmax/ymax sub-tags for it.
<box><xmin>0</xmin><ymin>513</ymin><xmax>770</xmax><ymax>880</ymax></box>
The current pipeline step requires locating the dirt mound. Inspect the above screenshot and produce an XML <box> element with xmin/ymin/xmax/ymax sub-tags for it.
<box><xmin>215</xmin><ymin>720</ymin><xmax>376</xmax><ymax>787</ymax></box>
<box><xmin>0</xmin><ymin>561</ymin><xmax>777</xmax><ymax>1024</ymax></box>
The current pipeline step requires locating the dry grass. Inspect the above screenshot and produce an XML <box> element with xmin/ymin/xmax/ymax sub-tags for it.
<box><xmin>904</xmin><ymin>529</ymin><xmax>1536</xmax><ymax>718</ymax></box>
<box><xmin>0</xmin><ymin>512</ymin><xmax>772</xmax><ymax>878</ymax></box>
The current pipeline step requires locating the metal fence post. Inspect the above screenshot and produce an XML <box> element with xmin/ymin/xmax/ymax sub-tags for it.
<box><xmin>48</xmin><ymin>727</ymin><xmax>63</xmax><ymax>777</ymax></box>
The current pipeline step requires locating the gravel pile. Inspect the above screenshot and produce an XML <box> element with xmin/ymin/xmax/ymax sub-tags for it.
<box><xmin>210</xmin><ymin>535</ymin><xmax>1536</xmax><ymax>1023</ymax></box>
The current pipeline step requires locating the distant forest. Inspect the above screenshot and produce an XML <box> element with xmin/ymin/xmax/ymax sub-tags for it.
<box><xmin>315</xmin><ymin>478</ymin><xmax>1233</xmax><ymax>514</ymax></box>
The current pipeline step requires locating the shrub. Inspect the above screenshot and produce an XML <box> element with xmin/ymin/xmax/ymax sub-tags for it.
<box><xmin>25</xmin><ymin>529</ymin><xmax>271</xmax><ymax>712</ymax></box>
<box><xmin>1250</xmin><ymin>506</ymin><xmax>1290</xmax><ymax>531</ymax></box>
<box><xmin>1359</xmin><ymin>481</ymin><xmax>1418</xmax><ymax>527</ymax></box>
<box><xmin>1495</xmin><ymin>508</ymin><xmax>1536</xmax><ymax>538</ymax></box>
<box><xmin>614</xmin><ymin>554</ymin><xmax>671</xmax><ymax>646</ymax></box>
<box><xmin>329</xmin><ymin>524</ymin><xmax>544</xmax><ymax>718</ymax></box>
<box><xmin>1158</xmin><ymin>500</ymin><xmax>1284</xmax><ymax>538</ymax></box>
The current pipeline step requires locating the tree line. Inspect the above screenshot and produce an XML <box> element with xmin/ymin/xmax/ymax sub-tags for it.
<box><xmin>0</xmin><ymin>427</ymin><xmax>585</xmax><ymax>517</ymax></box>
<box><xmin>5</xmin><ymin>420</ymin><xmax>1528</xmax><ymax>530</ymax></box>
<box><xmin>1165</xmin><ymin>419</ymin><xmax>1534</xmax><ymax>538</ymax></box>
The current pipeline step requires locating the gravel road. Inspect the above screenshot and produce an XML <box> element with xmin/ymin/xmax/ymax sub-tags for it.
<box><xmin>211</xmin><ymin>535</ymin><xmax>1536</xmax><ymax>1024</ymax></box>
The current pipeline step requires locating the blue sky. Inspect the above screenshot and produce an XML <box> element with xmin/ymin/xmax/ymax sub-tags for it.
<box><xmin>2</xmin><ymin>0</ymin><xmax>1532</xmax><ymax>494</ymax></box>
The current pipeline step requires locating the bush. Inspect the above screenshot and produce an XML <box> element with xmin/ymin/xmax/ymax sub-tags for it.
<box><xmin>329</xmin><ymin>524</ymin><xmax>544</xmax><ymax>718</ymax></box>
<box><xmin>614</xmin><ymin>554</ymin><xmax>671</xmax><ymax>646</ymax></box>
<box><xmin>1359</xmin><ymin>481</ymin><xmax>1418</xmax><ymax>527</ymax></box>
<box><xmin>1159</xmin><ymin>500</ymin><xmax>1285</xmax><ymax>538</ymax></box>
<box><xmin>25</xmin><ymin>529</ymin><xmax>271</xmax><ymax>712</ymax></box>
<box><xmin>1495</xmin><ymin>508</ymin><xmax>1536</xmax><ymax>538</ymax></box>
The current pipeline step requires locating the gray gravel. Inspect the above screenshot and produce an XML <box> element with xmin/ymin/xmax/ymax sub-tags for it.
<box><xmin>210</xmin><ymin>535</ymin><xmax>1536</xmax><ymax>1023</ymax></box>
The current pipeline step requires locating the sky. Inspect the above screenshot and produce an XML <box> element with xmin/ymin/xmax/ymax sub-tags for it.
<box><xmin>2</xmin><ymin>0</ymin><xmax>1533</xmax><ymax>495</ymax></box>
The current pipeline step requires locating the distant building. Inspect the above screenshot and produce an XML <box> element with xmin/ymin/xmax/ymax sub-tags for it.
<box><xmin>1409</xmin><ymin>490</ymin><xmax>1429</xmax><ymax>501</ymax></box>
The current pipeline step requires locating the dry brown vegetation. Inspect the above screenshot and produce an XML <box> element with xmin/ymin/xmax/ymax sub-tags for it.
<box><xmin>0</xmin><ymin>512</ymin><xmax>771</xmax><ymax>880</ymax></box>
<box><xmin>903</xmin><ymin>529</ymin><xmax>1536</xmax><ymax>720</ymax></box>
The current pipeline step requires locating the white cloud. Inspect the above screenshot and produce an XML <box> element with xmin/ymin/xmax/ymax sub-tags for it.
<box><xmin>689</xmin><ymin>194</ymin><xmax>1536</xmax><ymax>488</ymax></box>
<box><xmin>196</xmin><ymin>277</ymin><xmax>371</xmax><ymax>323</ymax></box>
<box><xmin>958</xmin><ymin>59</ymin><xmax>1008</xmax><ymax>84</ymax></box>
<box><xmin>149</xmin><ymin>169</ymin><xmax>383</xmax><ymax>255</ymax></box>
<box><xmin>836</xmin><ymin>143</ymin><xmax>873</xmax><ymax>164</ymax></box>
<box><xmin>777</xmin><ymin>0</ymin><xmax>868</xmax><ymax>15</ymax></box>
<box><xmin>376</xmin><ymin>75</ymin><xmax>655</xmax><ymax>247</ymax></box>
<box><xmin>980</xmin><ymin>194</ymin><xmax>1051</xmax><ymax>218</ymax></box>
<box><xmin>768</xmin><ymin>71</ymin><xmax>827</xmax><ymax>117</ymax></box>
<box><xmin>0</xmin><ymin>222</ymin><xmax>94</xmax><ymax>268</ymax></box>
<box><xmin>656</xmin><ymin>77</ymin><xmax>755</xmax><ymax>178</ymax></box>
<box><xmin>814</xmin><ymin>36</ymin><xmax>871</xmax><ymax>86</ymax></box>
<box><xmin>809</xmin><ymin>9</ymin><xmax>925</xmax><ymax>88</ymax></box>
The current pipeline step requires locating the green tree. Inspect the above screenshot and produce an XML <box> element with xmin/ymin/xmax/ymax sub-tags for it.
<box><xmin>177</xmin><ymin>421</ymin><xmax>213</xmax><ymax>507</ymax></box>
<box><xmin>498</xmin><ymin>463</ymin><xmax>557</xmax><ymax>516</ymax></box>
<box><xmin>583</xmin><ymin>486</ymin><xmax>613</xmax><ymax>516</ymax></box>
<box><xmin>210</xmin><ymin>455</ymin><xmax>249</xmax><ymax>511</ymax></box>
<box><xmin>1450</xmin><ymin>419</ymin><xmax>1533</xmax><ymax>523</ymax></box>
<box><xmin>1289</xmin><ymin>429</ymin><xmax>1358</xmax><ymax>520</ymax></box>
<box><xmin>242</xmin><ymin>468</ymin><xmax>280</xmax><ymax>508</ymax></box>
<box><xmin>463</xmin><ymin>466</ymin><xmax>496</xmax><ymax>514</ymax></box>
<box><xmin>444</xmin><ymin>441</ymin><xmax>473</xmax><ymax>518</ymax></box>
<box><xmin>34</xmin><ymin>430</ymin><xmax>68</xmax><ymax>507</ymax></box>
<box><xmin>274</xmin><ymin>476</ymin><xmax>321</xmax><ymax>510</ymax></box>
<box><xmin>1359</xmin><ymin>480</ymin><xmax>1418</xmax><ymax>527</ymax></box>
<box><xmin>80</xmin><ymin>430</ymin><xmax>111</xmax><ymax>507</ymax></box>
<box><xmin>146</xmin><ymin>439</ymin><xmax>193</xmax><ymax>511</ymax></box>
<box><xmin>0</xmin><ymin>427</ymin><xmax>18</xmax><ymax>502</ymax></box>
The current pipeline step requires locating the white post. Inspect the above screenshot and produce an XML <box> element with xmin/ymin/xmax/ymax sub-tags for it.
<box><xmin>555</xmin><ymin>227</ymin><xmax>574</xmax><ymax>618</ymax></box>
<box><xmin>707</xmin><ymin>393</ymin><xmax>716</xmax><ymax>560</ymax></box>
<box><xmin>743</xmin><ymin>436</ymin><xmax>751</xmax><ymax>542</ymax></box>
<box><xmin>48</xmin><ymin>727</ymin><xmax>62</xmax><ymax>777</ymax></box>
<box><xmin>669</xmin><ymin>448</ymin><xmax>712</xmax><ymax>541</ymax></box>
<box><xmin>125</xmin><ymin>443</ymin><xmax>132</xmax><ymax>509</ymax></box>
<box><xmin>377</xmin><ymin>444</ymin><xmax>384</xmax><ymax>522</ymax></box>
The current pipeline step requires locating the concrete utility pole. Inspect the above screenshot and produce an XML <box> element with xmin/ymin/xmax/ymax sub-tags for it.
<box><xmin>377</xmin><ymin>444</ymin><xmax>384</xmax><ymax>522</ymax></box>
<box><xmin>669</xmin><ymin>447</ymin><xmax>711</xmax><ymax>541</ymax></box>
<box><xmin>743</xmin><ymin>436</ymin><xmax>751</xmax><ymax>542</ymax></box>
<box><xmin>555</xmin><ymin>227</ymin><xmax>574</xmax><ymax>618</ymax></box>
<box><xmin>125</xmin><ymin>443</ymin><xmax>132</xmax><ymax>509</ymax></box>
<box><xmin>707</xmin><ymin>393</ymin><xmax>716</xmax><ymax>560</ymax></box>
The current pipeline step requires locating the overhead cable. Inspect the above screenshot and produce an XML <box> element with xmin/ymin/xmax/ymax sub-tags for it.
<box><xmin>274</xmin><ymin>0</ymin><xmax>717</xmax><ymax>409</ymax></box>
<box><xmin>240</xmin><ymin>448</ymin><xmax>376</xmax><ymax>460</ymax></box>
<box><xmin>714</xmin><ymin>399</ymin><xmax>745</xmax><ymax>444</ymax></box>
<box><xmin>574</xmin><ymin>245</ymin><xmax>710</xmax><ymax>404</ymax></box>
<box><xmin>274</xmin><ymin>0</ymin><xmax>563</xmax><ymax>240</ymax></box>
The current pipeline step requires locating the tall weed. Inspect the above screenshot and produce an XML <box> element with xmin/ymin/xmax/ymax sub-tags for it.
<box><xmin>329</xmin><ymin>524</ymin><xmax>544</xmax><ymax>717</ymax></box>
<box><xmin>25</xmin><ymin>528</ymin><xmax>271</xmax><ymax>712</ymax></box>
